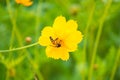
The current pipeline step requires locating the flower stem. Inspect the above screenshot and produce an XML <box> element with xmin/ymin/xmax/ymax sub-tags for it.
<box><xmin>34</xmin><ymin>1</ymin><xmax>41</xmax><ymax>58</ymax></box>
<box><xmin>83</xmin><ymin>1</ymin><xmax>95</xmax><ymax>63</ymax></box>
<box><xmin>35</xmin><ymin>1</ymin><xmax>41</xmax><ymax>40</ymax></box>
<box><xmin>88</xmin><ymin>0</ymin><xmax>112</xmax><ymax>80</ymax></box>
<box><xmin>82</xmin><ymin>1</ymin><xmax>95</xmax><ymax>80</ymax></box>
<box><xmin>6</xmin><ymin>0</ymin><xmax>16</xmax><ymax>49</ymax></box>
<box><xmin>0</xmin><ymin>42</ymin><xmax>38</xmax><ymax>53</ymax></box>
<box><xmin>110</xmin><ymin>47</ymin><xmax>120</xmax><ymax>80</ymax></box>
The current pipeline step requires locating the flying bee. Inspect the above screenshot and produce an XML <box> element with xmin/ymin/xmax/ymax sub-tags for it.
<box><xmin>49</xmin><ymin>36</ymin><xmax>61</xmax><ymax>47</ymax></box>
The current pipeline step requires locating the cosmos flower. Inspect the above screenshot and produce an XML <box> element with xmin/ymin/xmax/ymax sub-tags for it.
<box><xmin>39</xmin><ymin>16</ymin><xmax>83</xmax><ymax>61</ymax></box>
<box><xmin>15</xmin><ymin>0</ymin><xmax>33</xmax><ymax>6</ymax></box>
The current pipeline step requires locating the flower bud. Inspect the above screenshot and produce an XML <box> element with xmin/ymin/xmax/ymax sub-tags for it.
<box><xmin>25</xmin><ymin>36</ymin><xmax>32</xmax><ymax>43</ymax></box>
<box><xmin>93</xmin><ymin>64</ymin><xmax>98</xmax><ymax>70</ymax></box>
<box><xmin>69</xmin><ymin>4</ymin><xmax>79</xmax><ymax>16</ymax></box>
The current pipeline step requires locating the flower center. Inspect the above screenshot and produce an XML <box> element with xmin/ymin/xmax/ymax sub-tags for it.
<box><xmin>49</xmin><ymin>36</ymin><xmax>62</xmax><ymax>48</ymax></box>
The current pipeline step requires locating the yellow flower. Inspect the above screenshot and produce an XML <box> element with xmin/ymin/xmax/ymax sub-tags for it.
<box><xmin>15</xmin><ymin>0</ymin><xmax>33</xmax><ymax>6</ymax></box>
<box><xmin>39</xmin><ymin>16</ymin><xmax>83</xmax><ymax>61</ymax></box>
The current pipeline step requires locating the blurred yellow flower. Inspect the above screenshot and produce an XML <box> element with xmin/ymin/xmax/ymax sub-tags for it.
<box><xmin>39</xmin><ymin>16</ymin><xmax>83</xmax><ymax>61</ymax></box>
<box><xmin>15</xmin><ymin>0</ymin><xmax>33</xmax><ymax>6</ymax></box>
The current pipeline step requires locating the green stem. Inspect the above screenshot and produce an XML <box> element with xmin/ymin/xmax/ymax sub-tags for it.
<box><xmin>83</xmin><ymin>1</ymin><xmax>95</xmax><ymax>63</ymax></box>
<box><xmin>82</xmin><ymin>1</ymin><xmax>95</xmax><ymax>80</ymax></box>
<box><xmin>6</xmin><ymin>0</ymin><xmax>16</xmax><ymax>49</ymax></box>
<box><xmin>88</xmin><ymin>0</ymin><xmax>112</xmax><ymax>80</ymax></box>
<box><xmin>110</xmin><ymin>47</ymin><xmax>120</xmax><ymax>80</ymax></box>
<box><xmin>35</xmin><ymin>1</ymin><xmax>41</xmax><ymax>40</ymax></box>
<box><xmin>0</xmin><ymin>42</ymin><xmax>38</xmax><ymax>53</ymax></box>
<box><xmin>6</xmin><ymin>0</ymin><xmax>16</xmax><ymax>63</ymax></box>
<box><xmin>6</xmin><ymin>0</ymin><xmax>24</xmax><ymax>48</ymax></box>
<box><xmin>34</xmin><ymin>1</ymin><xmax>41</xmax><ymax>59</ymax></box>
<box><xmin>34</xmin><ymin>2</ymin><xmax>44</xmax><ymax>80</ymax></box>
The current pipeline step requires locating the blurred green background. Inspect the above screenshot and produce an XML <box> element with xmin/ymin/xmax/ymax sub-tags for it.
<box><xmin>0</xmin><ymin>0</ymin><xmax>120</xmax><ymax>80</ymax></box>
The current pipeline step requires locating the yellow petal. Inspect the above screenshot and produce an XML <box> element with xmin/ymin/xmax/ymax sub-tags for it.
<box><xmin>67</xmin><ymin>44</ymin><xmax>78</xmax><ymax>52</ymax></box>
<box><xmin>53</xmin><ymin>16</ymin><xmax>67</xmax><ymax>35</ymax></box>
<box><xmin>53</xmin><ymin>17</ymin><xmax>78</xmax><ymax>39</ymax></box>
<box><xmin>53</xmin><ymin>16</ymin><xmax>66</xmax><ymax>29</ymax></box>
<box><xmin>60</xmin><ymin>20</ymin><xmax>78</xmax><ymax>37</ymax></box>
<box><xmin>46</xmin><ymin>46</ymin><xmax>69</xmax><ymax>61</ymax></box>
<box><xmin>15</xmin><ymin>0</ymin><xmax>21</xmax><ymax>4</ymax></box>
<box><xmin>64</xmin><ymin>31</ymin><xmax>83</xmax><ymax>52</ymax></box>
<box><xmin>22</xmin><ymin>1</ymin><xmax>33</xmax><ymax>6</ymax></box>
<box><xmin>21</xmin><ymin>0</ymin><xmax>31</xmax><ymax>2</ymax></box>
<box><xmin>39</xmin><ymin>36</ymin><xmax>51</xmax><ymax>46</ymax></box>
<box><xmin>17</xmin><ymin>0</ymin><xmax>32</xmax><ymax>6</ymax></box>
<box><xmin>41</xmin><ymin>26</ymin><xmax>55</xmax><ymax>37</ymax></box>
<box><xmin>66</xmin><ymin>20</ymin><xmax>78</xmax><ymax>32</ymax></box>
<box><xmin>38</xmin><ymin>26</ymin><xmax>55</xmax><ymax>46</ymax></box>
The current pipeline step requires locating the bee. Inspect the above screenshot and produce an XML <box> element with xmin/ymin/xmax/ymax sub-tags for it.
<box><xmin>49</xmin><ymin>36</ymin><xmax>61</xmax><ymax>47</ymax></box>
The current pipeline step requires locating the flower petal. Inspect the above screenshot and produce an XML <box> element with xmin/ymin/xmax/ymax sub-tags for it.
<box><xmin>52</xmin><ymin>16</ymin><xmax>68</xmax><ymax>39</ymax></box>
<box><xmin>39</xmin><ymin>36</ymin><xmax>51</xmax><ymax>46</ymax></box>
<box><xmin>41</xmin><ymin>26</ymin><xmax>54</xmax><ymax>36</ymax></box>
<box><xmin>64</xmin><ymin>31</ymin><xmax>83</xmax><ymax>52</ymax></box>
<box><xmin>66</xmin><ymin>20</ymin><xmax>78</xmax><ymax>32</ymax></box>
<box><xmin>60</xmin><ymin>20</ymin><xmax>78</xmax><ymax>37</ymax></box>
<box><xmin>46</xmin><ymin>46</ymin><xmax>69</xmax><ymax>61</ymax></box>
<box><xmin>53</xmin><ymin>17</ymin><xmax>78</xmax><ymax>39</ymax></box>
<box><xmin>53</xmin><ymin>16</ymin><xmax>66</xmax><ymax>29</ymax></box>
<box><xmin>53</xmin><ymin>16</ymin><xmax>67</xmax><ymax>35</ymax></box>
<box><xmin>38</xmin><ymin>26</ymin><xmax>55</xmax><ymax>46</ymax></box>
<box><xmin>22</xmin><ymin>1</ymin><xmax>33</xmax><ymax>6</ymax></box>
<box><xmin>15</xmin><ymin>0</ymin><xmax>21</xmax><ymax>4</ymax></box>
